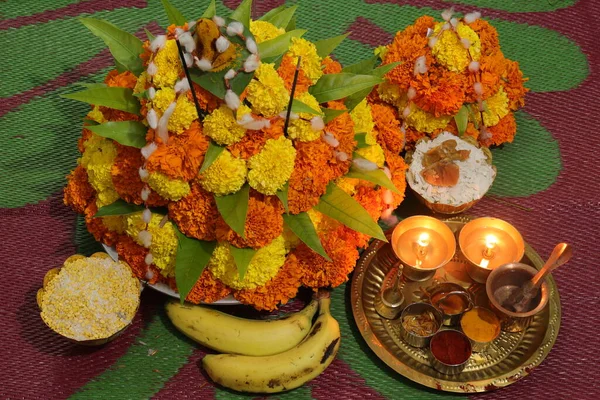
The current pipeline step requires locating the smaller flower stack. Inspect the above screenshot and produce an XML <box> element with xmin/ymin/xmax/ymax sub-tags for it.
<box><xmin>372</xmin><ymin>9</ymin><xmax>528</xmax><ymax>149</ymax></box>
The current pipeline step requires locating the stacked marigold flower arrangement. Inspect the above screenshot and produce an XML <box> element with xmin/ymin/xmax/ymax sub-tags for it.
<box><xmin>63</xmin><ymin>0</ymin><xmax>407</xmax><ymax>311</ymax></box>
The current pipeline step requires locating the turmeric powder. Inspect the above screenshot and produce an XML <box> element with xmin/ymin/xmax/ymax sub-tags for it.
<box><xmin>460</xmin><ymin>307</ymin><xmax>500</xmax><ymax>343</ymax></box>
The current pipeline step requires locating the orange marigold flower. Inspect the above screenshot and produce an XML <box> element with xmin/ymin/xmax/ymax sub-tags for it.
<box><xmin>412</xmin><ymin>66</ymin><xmax>467</xmax><ymax>117</ymax></box>
<box><xmin>465</xmin><ymin>52</ymin><xmax>505</xmax><ymax>103</ymax></box>
<box><xmin>115</xmin><ymin>235</ymin><xmax>161</xmax><ymax>283</ymax></box>
<box><xmin>502</xmin><ymin>60</ymin><xmax>529</xmax><ymax>110</ymax></box>
<box><xmin>321</xmin><ymin>56</ymin><xmax>342</xmax><ymax>74</ymax></box>
<box><xmin>350</xmin><ymin>186</ymin><xmax>385</xmax><ymax>248</ymax></box>
<box><xmin>439</xmin><ymin>119</ymin><xmax>480</xmax><ymax>142</ymax></box>
<box><xmin>78</xmin><ymin>127</ymin><xmax>94</xmax><ymax>153</ymax></box>
<box><xmin>228</xmin><ymin>118</ymin><xmax>284</xmax><ymax>160</ymax></box>
<box><xmin>174</xmin><ymin>269</ymin><xmax>233</xmax><ymax>304</ymax></box>
<box><xmin>277</xmin><ymin>55</ymin><xmax>312</xmax><ymax>94</ymax></box>
<box><xmin>188</xmin><ymin>82</ymin><xmax>221</xmax><ymax>114</ymax></box>
<box><xmin>233</xmin><ymin>253</ymin><xmax>302</xmax><ymax>311</ymax></box>
<box><xmin>371</xmin><ymin>102</ymin><xmax>404</xmax><ymax>154</ymax></box>
<box><xmin>64</xmin><ymin>165</ymin><xmax>96</xmax><ymax>215</ymax></box>
<box><xmin>324</xmin><ymin>100</ymin><xmax>354</xmax><ymax>178</ymax></box>
<box><xmin>141</xmin><ymin>40</ymin><xmax>153</xmax><ymax>66</ymax></box>
<box><xmin>480</xmin><ymin>112</ymin><xmax>517</xmax><ymax>147</ymax></box>
<box><xmin>383</xmin><ymin>23</ymin><xmax>431</xmax><ymax>91</ymax></box>
<box><xmin>85</xmin><ymin>202</ymin><xmax>121</xmax><ymax>247</ymax></box>
<box><xmin>404</xmin><ymin>124</ymin><xmax>428</xmax><ymax>151</ymax></box>
<box><xmin>168</xmin><ymin>181</ymin><xmax>219</xmax><ymax>241</ymax></box>
<box><xmin>216</xmin><ymin>193</ymin><xmax>284</xmax><ymax>249</ymax></box>
<box><xmin>104</xmin><ymin>69</ymin><xmax>138</xmax><ymax>89</ymax></box>
<box><xmin>146</xmin><ymin>121</ymin><xmax>209</xmax><ymax>180</ymax></box>
<box><xmin>384</xmin><ymin>150</ymin><xmax>408</xmax><ymax>208</ymax></box>
<box><xmin>469</xmin><ymin>19</ymin><xmax>500</xmax><ymax>56</ymax></box>
<box><xmin>111</xmin><ymin>145</ymin><xmax>169</xmax><ymax>207</ymax></box>
<box><xmin>99</xmin><ymin>106</ymin><xmax>140</xmax><ymax>123</ymax></box>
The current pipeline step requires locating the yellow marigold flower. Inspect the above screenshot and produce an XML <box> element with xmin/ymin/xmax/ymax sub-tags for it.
<box><xmin>169</xmin><ymin>95</ymin><xmax>198</xmax><ymax>134</ymax></box>
<box><xmin>152</xmin><ymin>39</ymin><xmax>182</xmax><ymax>88</ymax></box>
<box><xmin>375</xmin><ymin>45</ymin><xmax>388</xmax><ymax>61</ymax></box>
<box><xmin>295</xmin><ymin>92</ymin><xmax>321</xmax><ymax>120</ymax></box>
<box><xmin>250</xmin><ymin>20</ymin><xmax>285</xmax><ymax>44</ymax></box>
<box><xmin>203</xmin><ymin>105</ymin><xmax>247</xmax><ymax>145</ymax></box>
<box><xmin>152</xmin><ymin>87</ymin><xmax>176</xmax><ymax>114</ymax></box>
<box><xmin>432</xmin><ymin>22</ymin><xmax>481</xmax><ymax>72</ymax></box>
<box><xmin>126</xmin><ymin>212</ymin><xmax>178</xmax><ymax>277</ymax></box>
<box><xmin>199</xmin><ymin>149</ymin><xmax>247</xmax><ymax>195</ymax></box>
<box><xmin>208</xmin><ymin>235</ymin><xmax>287</xmax><ymax>290</ymax></box>
<box><xmin>246</xmin><ymin>63</ymin><xmax>289</xmax><ymax>117</ymax></box>
<box><xmin>287</xmin><ymin>120</ymin><xmax>320</xmax><ymax>142</ymax></box>
<box><xmin>134</xmin><ymin>71</ymin><xmax>148</xmax><ymax>95</ymax></box>
<box><xmin>472</xmin><ymin>86</ymin><xmax>510</xmax><ymax>127</ymax></box>
<box><xmin>336</xmin><ymin>177</ymin><xmax>360</xmax><ymax>196</ymax></box>
<box><xmin>307</xmin><ymin>209</ymin><xmax>339</xmax><ymax>236</ymax></box>
<box><xmin>248</xmin><ymin>136</ymin><xmax>296</xmax><ymax>195</ymax></box>
<box><xmin>87</xmin><ymin>106</ymin><xmax>106</xmax><ymax>124</ymax></box>
<box><xmin>288</xmin><ymin>37</ymin><xmax>323</xmax><ymax>82</ymax></box>
<box><xmin>405</xmin><ymin>103</ymin><xmax>452</xmax><ymax>133</ymax></box>
<box><xmin>147</xmin><ymin>171</ymin><xmax>191</xmax><ymax>201</ymax></box>
<box><xmin>351</xmin><ymin>100</ymin><xmax>377</xmax><ymax>144</ymax></box>
<box><xmin>80</xmin><ymin>134</ymin><xmax>119</xmax><ymax>207</ymax></box>
<box><xmin>355</xmin><ymin>144</ymin><xmax>386</xmax><ymax>168</ymax></box>
<box><xmin>377</xmin><ymin>81</ymin><xmax>404</xmax><ymax>107</ymax></box>
<box><xmin>102</xmin><ymin>216</ymin><xmax>127</xmax><ymax>234</ymax></box>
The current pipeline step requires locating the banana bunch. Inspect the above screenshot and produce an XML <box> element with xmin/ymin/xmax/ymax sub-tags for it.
<box><xmin>165</xmin><ymin>292</ymin><xmax>341</xmax><ymax>393</ymax></box>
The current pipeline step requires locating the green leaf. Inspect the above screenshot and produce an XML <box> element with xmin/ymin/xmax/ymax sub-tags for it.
<box><xmin>267</xmin><ymin>6</ymin><xmax>297</xmax><ymax>29</ymax></box>
<box><xmin>455</xmin><ymin>105</ymin><xmax>469</xmax><ymax>136</ymax></box>
<box><xmin>290</xmin><ymin>99</ymin><xmax>323</xmax><ymax>116</ymax></box>
<box><xmin>314</xmin><ymin>33</ymin><xmax>350</xmax><ymax>58</ymax></box>
<box><xmin>345</xmin><ymin>163</ymin><xmax>399</xmax><ymax>193</ymax></box>
<box><xmin>354</xmin><ymin>132</ymin><xmax>369</xmax><ymax>149</ymax></box>
<box><xmin>275</xmin><ymin>183</ymin><xmax>289</xmax><ymax>213</ymax></box>
<box><xmin>199</xmin><ymin>141</ymin><xmax>225</xmax><ymax>174</ymax></box>
<box><xmin>314</xmin><ymin>183</ymin><xmax>387</xmax><ymax>242</ymax></box>
<box><xmin>258</xmin><ymin>29</ymin><xmax>306</xmax><ymax>60</ymax></box>
<box><xmin>373</xmin><ymin>61</ymin><xmax>401</xmax><ymax>77</ymax></box>
<box><xmin>283</xmin><ymin>213</ymin><xmax>331</xmax><ymax>261</ymax></box>
<box><xmin>87</xmin><ymin>121</ymin><xmax>147</xmax><ymax>148</ymax></box>
<box><xmin>344</xmin><ymin>62</ymin><xmax>400</xmax><ymax>111</ymax></box>
<box><xmin>160</xmin><ymin>0</ymin><xmax>187</xmax><ymax>26</ymax></box>
<box><xmin>342</xmin><ymin>55</ymin><xmax>378</xmax><ymax>75</ymax></box>
<box><xmin>309</xmin><ymin>73</ymin><xmax>383</xmax><ymax>103</ymax></box>
<box><xmin>61</xmin><ymin>87</ymin><xmax>140</xmax><ymax>114</ymax></box>
<box><xmin>175</xmin><ymin>229</ymin><xmax>217</xmax><ymax>303</ymax></box>
<box><xmin>133</xmin><ymin>90</ymin><xmax>147</xmax><ymax>99</ymax></box>
<box><xmin>79</xmin><ymin>18</ymin><xmax>144</xmax><ymax>75</ymax></box>
<box><xmin>76</xmin><ymin>82</ymin><xmax>107</xmax><ymax>89</ymax></box>
<box><xmin>286</xmin><ymin>16</ymin><xmax>296</xmax><ymax>31</ymax></box>
<box><xmin>95</xmin><ymin>199</ymin><xmax>144</xmax><ymax>217</ymax></box>
<box><xmin>230</xmin><ymin>0</ymin><xmax>252</xmax><ymax>28</ymax></box>
<box><xmin>214</xmin><ymin>184</ymin><xmax>250</xmax><ymax>238</ymax></box>
<box><xmin>144</xmin><ymin>28</ymin><xmax>155</xmax><ymax>41</ymax></box>
<box><xmin>259</xmin><ymin>5</ymin><xmax>287</xmax><ymax>21</ymax></box>
<box><xmin>201</xmin><ymin>0</ymin><xmax>217</xmax><ymax>18</ymax></box>
<box><xmin>82</xmin><ymin>119</ymin><xmax>99</xmax><ymax>126</ymax></box>
<box><xmin>229</xmin><ymin>245</ymin><xmax>257</xmax><ymax>280</ymax></box>
<box><xmin>322</xmin><ymin>108</ymin><xmax>348</xmax><ymax>124</ymax></box>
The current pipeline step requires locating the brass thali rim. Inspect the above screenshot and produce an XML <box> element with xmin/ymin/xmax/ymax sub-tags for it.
<box><xmin>350</xmin><ymin>216</ymin><xmax>561</xmax><ymax>393</ymax></box>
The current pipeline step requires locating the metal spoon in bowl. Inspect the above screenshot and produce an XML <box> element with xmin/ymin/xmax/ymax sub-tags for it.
<box><xmin>502</xmin><ymin>243</ymin><xmax>572</xmax><ymax>313</ymax></box>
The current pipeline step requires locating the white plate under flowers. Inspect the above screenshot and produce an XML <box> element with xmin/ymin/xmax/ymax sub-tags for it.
<box><xmin>102</xmin><ymin>244</ymin><xmax>240</xmax><ymax>305</ymax></box>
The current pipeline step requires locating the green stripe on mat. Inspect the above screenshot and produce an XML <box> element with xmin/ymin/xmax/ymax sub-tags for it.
<box><xmin>0</xmin><ymin>0</ymin><xmax>80</xmax><ymax>19</ymax></box>
<box><xmin>441</xmin><ymin>0</ymin><xmax>578</xmax><ymax>13</ymax></box>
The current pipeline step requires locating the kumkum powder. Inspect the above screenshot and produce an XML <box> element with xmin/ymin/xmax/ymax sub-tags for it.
<box><xmin>430</xmin><ymin>330</ymin><xmax>472</xmax><ymax>365</ymax></box>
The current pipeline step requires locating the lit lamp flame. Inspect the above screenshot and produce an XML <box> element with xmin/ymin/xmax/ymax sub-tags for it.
<box><xmin>413</xmin><ymin>232</ymin><xmax>430</xmax><ymax>267</ymax></box>
<box><xmin>479</xmin><ymin>234</ymin><xmax>497</xmax><ymax>269</ymax></box>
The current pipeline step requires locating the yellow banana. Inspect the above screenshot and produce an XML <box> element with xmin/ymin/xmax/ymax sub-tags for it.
<box><xmin>202</xmin><ymin>293</ymin><xmax>341</xmax><ymax>393</ymax></box>
<box><xmin>165</xmin><ymin>298</ymin><xmax>318</xmax><ymax>356</ymax></box>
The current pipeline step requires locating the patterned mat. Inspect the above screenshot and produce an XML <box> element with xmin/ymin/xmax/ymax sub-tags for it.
<box><xmin>1</xmin><ymin>0</ymin><xmax>599</xmax><ymax>398</ymax></box>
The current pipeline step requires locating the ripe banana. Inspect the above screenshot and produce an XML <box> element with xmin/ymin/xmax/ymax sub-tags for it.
<box><xmin>165</xmin><ymin>298</ymin><xmax>318</xmax><ymax>356</ymax></box>
<box><xmin>202</xmin><ymin>293</ymin><xmax>341</xmax><ymax>393</ymax></box>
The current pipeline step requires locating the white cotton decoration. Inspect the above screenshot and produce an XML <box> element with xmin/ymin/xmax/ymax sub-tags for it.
<box><xmin>146</xmin><ymin>109</ymin><xmax>158</xmax><ymax>129</ymax></box>
<box><xmin>441</xmin><ymin>8</ymin><xmax>454</xmax><ymax>21</ymax></box>
<box><xmin>426</xmin><ymin>28</ymin><xmax>433</xmax><ymax>37</ymax></box>
<box><xmin>213</xmin><ymin>15</ymin><xmax>225</xmax><ymax>27</ymax></box>
<box><xmin>442</xmin><ymin>23</ymin><xmax>451</xmax><ymax>31</ymax></box>
<box><xmin>382</xmin><ymin>213</ymin><xmax>399</xmax><ymax>227</ymax></box>
<box><xmin>147</xmin><ymin>62</ymin><xmax>158</xmax><ymax>76</ymax></box>
<box><xmin>242</xmin><ymin>119</ymin><xmax>269</xmax><ymax>130</ymax></box>
<box><xmin>216</xmin><ymin>36</ymin><xmax>230</xmax><ymax>53</ymax></box>
<box><xmin>141</xmin><ymin>142</ymin><xmax>158</xmax><ymax>159</ymax></box>
<box><xmin>237</xmin><ymin>113</ymin><xmax>254</xmax><ymax>125</ymax></box>
<box><xmin>139</xmin><ymin>167</ymin><xmax>149</xmax><ymax>181</ymax></box>
<box><xmin>175</xmin><ymin>28</ymin><xmax>185</xmax><ymax>37</ymax></box>
<box><xmin>224</xmin><ymin>69</ymin><xmax>237</xmax><ymax>80</ymax></box>
<box><xmin>353</xmin><ymin>158</ymin><xmax>378</xmax><ymax>171</ymax></box>
<box><xmin>428</xmin><ymin>37</ymin><xmax>438</xmax><ymax>48</ymax></box>
<box><xmin>310</xmin><ymin>116</ymin><xmax>325</xmax><ymax>131</ymax></box>
<box><xmin>450</xmin><ymin>17</ymin><xmax>459</xmax><ymax>29</ymax></box>
<box><xmin>464</xmin><ymin>11</ymin><xmax>481</xmax><ymax>24</ymax></box>
<box><xmin>473</xmin><ymin>82</ymin><xmax>483</xmax><ymax>96</ymax></box>
<box><xmin>278</xmin><ymin>111</ymin><xmax>299</xmax><ymax>120</ymax></box>
<box><xmin>227</xmin><ymin>21</ymin><xmax>244</xmax><ymax>36</ymax></box>
<box><xmin>480</xmin><ymin>128</ymin><xmax>492</xmax><ymax>140</ymax></box>
<box><xmin>478</xmin><ymin>99</ymin><xmax>485</xmax><ymax>112</ymax></box>
<box><xmin>145</xmin><ymin>262</ymin><xmax>154</xmax><ymax>273</ymax></box>
<box><xmin>468</xmin><ymin>61</ymin><xmax>480</xmax><ymax>73</ymax></box>
<box><xmin>143</xmin><ymin>208</ymin><xmax>152</xmax><ymax>224</ymax></box>
<box><xmin>243</xmin><ymin>54</ymin><xmax>260</xmax><ymax>72</ymax></box>
<box><xmin>175</xmin><ymin>78</ymin><xmax>190</xmax><ymax>93</ymax></box>
<box><xmin>148</xmin><ymin>87</ymin><xmax>156</xmax><ymax>100</ymax></box>
<box><xmin>400</xmin><ymin>122</ymin><xmax>407</xmax><ymax>134</ymax></box>
<box><xmin>188</xmin><ymin>20</ymin><xmax>197</xmax><ymax>30</ymax></box>
<box><xmin>461</xmin><ymin>38</ymin><xmax>471</xmax><ymax>49</ymax></box>
<box><xmin>322</xmin><ymin>132</ymin><xmax>339</xmax><ymax>148</ymax></box>
<box><xmin>179</xmin><ymin>32</ymin><xmax>196</xmax><ymax>53</ymax></box>
<box><xmin>141</xmin><ymin>187</ymin><xmax>151</xmax><ymax>201</ymax></box>
<box><xmin>138</xmin><ymin>230</ymin><xmax>152</xmax><ymax>248</ymax></box>
<box><xmin>413</xmin><ymin>55</ymin><xmax>427</xmax><ymax>75</ymax></box>
<box><xmin>195</xmin><ymin>57</ymin><xmax>213</xmax><ymax>71</ymax></box>
<box><xmin>407</xmin><ymin>87</ymin><xmax>417</xmax><ymax>100</ymax></box>
<box><xmin>383</xmin><ymin>167</ymin><xmax>392</xmax><ymax>179</ymax></box>
<box><xmin>150</xmin><ymin>35</ymin><xmax>167</xmax><ymax>52</ymax></box>
<box><xmin>246</xmin><ymin>37</ymin><xmax>258</xmax><ymax>55</ymax></box>
<box><xmin>335</xmin><ymin>151</ymin><xmax>349</xmax><ymax>162</ymax></box>
<box><xmin>184</xmin><ymin>52</ymin><xmax>193</xmax><ymax>68</ymax></box>
<box><xmin>402</xmin><ymin>106</ymin><xmax>411</xmax><ymax>119</ymax></box>
<box><xmin>225</xmin><ymin>90</ymin><xmax>241</xmax><ymax>110</ymax></box>
<box><xmin>381</xmin><ymin>207</ymin><xmax>393</xmax><ymax>219</ymax></box>
<box><xmin>383</xmin><ymin>190</ymin><xmax>394</xmax><ymax>205</ymax></box>
<box><xmin>157</xmin><ymin>102</ymin><xmax>176</xmax><ymax>144</ymax></box>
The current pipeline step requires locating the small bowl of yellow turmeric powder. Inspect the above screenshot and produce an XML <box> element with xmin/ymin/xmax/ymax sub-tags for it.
<box><xmin>460</xmin><ymin>307</ymin><xmax>501</xmax><ymax>352</ymax></box>
<box><xmin>37</xmin><ymin>253</ymin><xmax>141</xmax><ymax>346</ymax></box>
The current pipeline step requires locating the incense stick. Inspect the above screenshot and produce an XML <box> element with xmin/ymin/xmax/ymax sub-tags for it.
<box><xmin>284</xmin><ymin>56</ymin><xmax>302</xmax><ymax>135</ymax></box>
<box><xmin>175</xmin><ymin>39</ymin><xmax>207</xmax><ymax>120</ymax></box>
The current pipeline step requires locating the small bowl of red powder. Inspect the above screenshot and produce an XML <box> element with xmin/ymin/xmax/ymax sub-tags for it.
<box><xmin>429</xmin><ymin>330</ymin><xmax>472</xmax><ymax>375</ymax></box>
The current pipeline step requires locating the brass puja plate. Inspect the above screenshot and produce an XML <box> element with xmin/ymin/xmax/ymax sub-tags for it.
<box><xmin>350</xmin><ymin>216</ymin><xmax>561</xmax><ymax>393</ymax></box>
